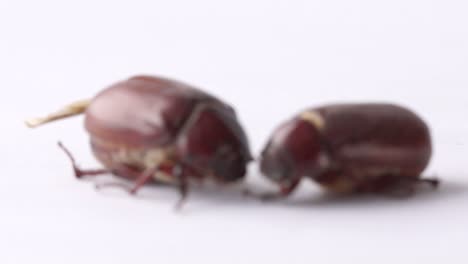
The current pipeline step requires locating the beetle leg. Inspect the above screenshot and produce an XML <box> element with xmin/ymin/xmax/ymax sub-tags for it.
<box><xmin>418</xmin><ymin>178</ymin><xmax>439</xmax><ymax>189</ymax></box>
<box><xmin>95</xmin><ymin>166</ymin><xmax>159</xmax><ymax>195</ymax></box>
<box><xmin>392</xmin><ymin>177</ymin><xmax>440</xmax><ymax>195</ymax></box>
<box><xmin>244</xmin><ymin>178</ymin><xmax>301</xmax><ymax>201</ymax></box>
<box><xmin>262</xmin><ymin>179</ymin><xmax>301</xmax><ymax>201</ymax></box>
<box><xmin>380</xmin><ymin>176</ymin><xmax>439</xmax><ymax>198</ymax></box>
<box><xmin>58</xmin><ymin>141</ymin><xmax>110</xmax><ymax>178</ymax></box>
<box><xmin>383</xmin><ymin>183</ymin><xmax>415</xmax><ymax>198</ymax></box>
<box><xmin>129</xmin><ymin>166</ymin><xmax>160</xmax><ymax>194</ymax></box>
<box><xmin>280</xmin><ymin>179</ymin><xmax>301</xmax><ymax>196</ymax></box>
<box><xmin>174</xmin><ymin>165</ymin><xmax>189</xmax><ymax>210</ymax></box>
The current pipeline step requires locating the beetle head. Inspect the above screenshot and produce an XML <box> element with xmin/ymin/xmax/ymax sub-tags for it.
<box><xmin>260</xmin><ymin>118</ymin><xmax>322</xmax><ymax>186</ymax></box>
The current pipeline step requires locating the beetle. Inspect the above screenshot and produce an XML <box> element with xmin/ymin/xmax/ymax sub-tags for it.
<box><xmin>26</xmin><ymin>75</ymin><xmax>252</xmax><ymax>207</ymax></box>
<box><xmin>259</xmin><ymin>103</ymin><xmax>439</xmax><ymax>199</ymax></box>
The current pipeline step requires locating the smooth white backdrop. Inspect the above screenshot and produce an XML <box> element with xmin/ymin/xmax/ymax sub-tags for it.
<box><xmin>1</xmin><ymin>0</ymin><xmax>467</xmax><ymax>263</ymax></box>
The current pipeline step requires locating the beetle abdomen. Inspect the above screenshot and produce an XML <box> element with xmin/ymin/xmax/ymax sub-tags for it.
<box><xmin>84</xmin><ymin>76</ymin><xmax>207</xmax><ymax>148</ymax></box>
<box><xmin>309</xmin><ymin>104</ymin><xmax>431</xmax><ymax>192</ymax></box>
<box><xmin>316</xmin><ymin>104</ymin><xmax>431</xmax><ymax>175</ymax></box>
<box><xmin>89</xmin><ymin>138</ymin><xmax>181</xmax><ymax>183</ymax></box>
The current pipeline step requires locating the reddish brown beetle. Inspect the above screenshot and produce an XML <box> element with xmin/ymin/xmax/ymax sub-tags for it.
<box><xmin>260</xmin><ymin>103</ymin><xmax>438</xmax><ymax>199</ymax></box>
<box><xmin>26</xmin><ymin>75</ymin><xmax>252</xmax><ymax>207</ymax></box>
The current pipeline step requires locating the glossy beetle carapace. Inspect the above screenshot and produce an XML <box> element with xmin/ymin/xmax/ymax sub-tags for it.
<box><xmin>260</xmin><ymin>103</ymin><xmax>438</xmax><ymax>198</ymax></box>
<box><xmin>27</xmin><ymin>75</ymin><xmax>252</xmax><ymax>207</ymax></box>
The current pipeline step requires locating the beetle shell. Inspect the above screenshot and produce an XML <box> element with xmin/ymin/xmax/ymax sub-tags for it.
<box><xmin>84</xmin><ymin>76</ymin><xmax>252</xmax><ymax>184</ymax></box>
<box><xmin>260</xmin><ymin>103</ymin><xmax>432</xmax><ymax>194</ymax></box>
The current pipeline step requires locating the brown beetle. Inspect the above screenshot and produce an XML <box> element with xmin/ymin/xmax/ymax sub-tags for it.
<box><xmin>26</xmin><ymin>75</ymin><xmax>252</xmax><ymax>207</ymax></box>
<box><xmin>260</xmin><ymin>103</ymin><xmax>438</xmax><ymax>198</ymax></box>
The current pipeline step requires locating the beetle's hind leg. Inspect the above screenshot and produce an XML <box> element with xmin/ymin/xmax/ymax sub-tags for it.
<box><xmin>243</xmin><ymin>178</ymin><xmax>301</xmax><ymax>201</ymax></box>
<box><xmin>95</xmin><ymin>163</ymin><xmax>191</xmax><ymax>210</ymax></box>
<box><xmin>417</xmin><ymin>178</ymin><xmax>440</xmax><ymax>189</ymax></box>
<box><xmin>376</xmin><ymin>175</ymin><xmax>440</xmax><ymax>198</ymax></box>
<box><xmin>58</xmin><ymin>141</ymin><xmax>110</xmax><ymax>178</ymax></box>
<box><xmin>174</xmin><ymin>165</ymin><xmax>189</xmax><ymax>210</ymax></box>
<box><xmin>95</xmin><ymin>166</ymin><xmax>159</xmax><ymax>194</ymax></box>
<box><xmin>59</xmin><ymin>141</ymin><xmax>162</xmax><ymax>193</ymax></box>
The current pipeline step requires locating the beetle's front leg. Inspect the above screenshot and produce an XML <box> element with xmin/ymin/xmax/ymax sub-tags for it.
<box><xmin>418</xmin><ymin>178</ymin><xmax>440</xmax><ymax>188</ymax></box>
<box><xmin>244</xmin><ymin>178</ymin><xmax>300</xmax><ymax>201</ymax></box>
<box><xmin>379</xmin><ymin>176</ymin><xmax>440</xmax><ymax>198</ymax></box>
<box><xmin>264</xmin><ymin>179</ymin><xmax>300</xmax><ymax>201</ymax></box>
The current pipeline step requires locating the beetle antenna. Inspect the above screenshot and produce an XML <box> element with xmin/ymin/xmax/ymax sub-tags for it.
<box><xmin>418</xmin><ymin>178</ymin><xmax>440</xmax><ymax>189</ymax></box>
<box><xmin>25</xmin><ymin>99</ymin><xmax>91</xmax><ymax>128</ymax></box>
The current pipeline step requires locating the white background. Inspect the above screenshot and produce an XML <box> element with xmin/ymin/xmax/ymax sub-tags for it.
<box><xmin>1</xmin><ymin>0</ymin><xmax>468</xmax><ymax>263</ymax></box>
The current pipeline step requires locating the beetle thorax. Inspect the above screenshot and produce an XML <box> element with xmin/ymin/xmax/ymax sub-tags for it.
<box><xmin>261</xmin><ymin>111</ymin><xmax>325</xmax><ymax>184</ymax></box>
<box><xmin>299</xmin><ymin>110</ymin><xmax>325</xmax><ymax>130</ymax></box>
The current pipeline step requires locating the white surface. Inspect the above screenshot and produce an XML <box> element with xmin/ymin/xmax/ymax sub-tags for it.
<box><xmin>1</xmin><ymin>0</ymin><xmax>468</xmax><ymax>263</ymax></box>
